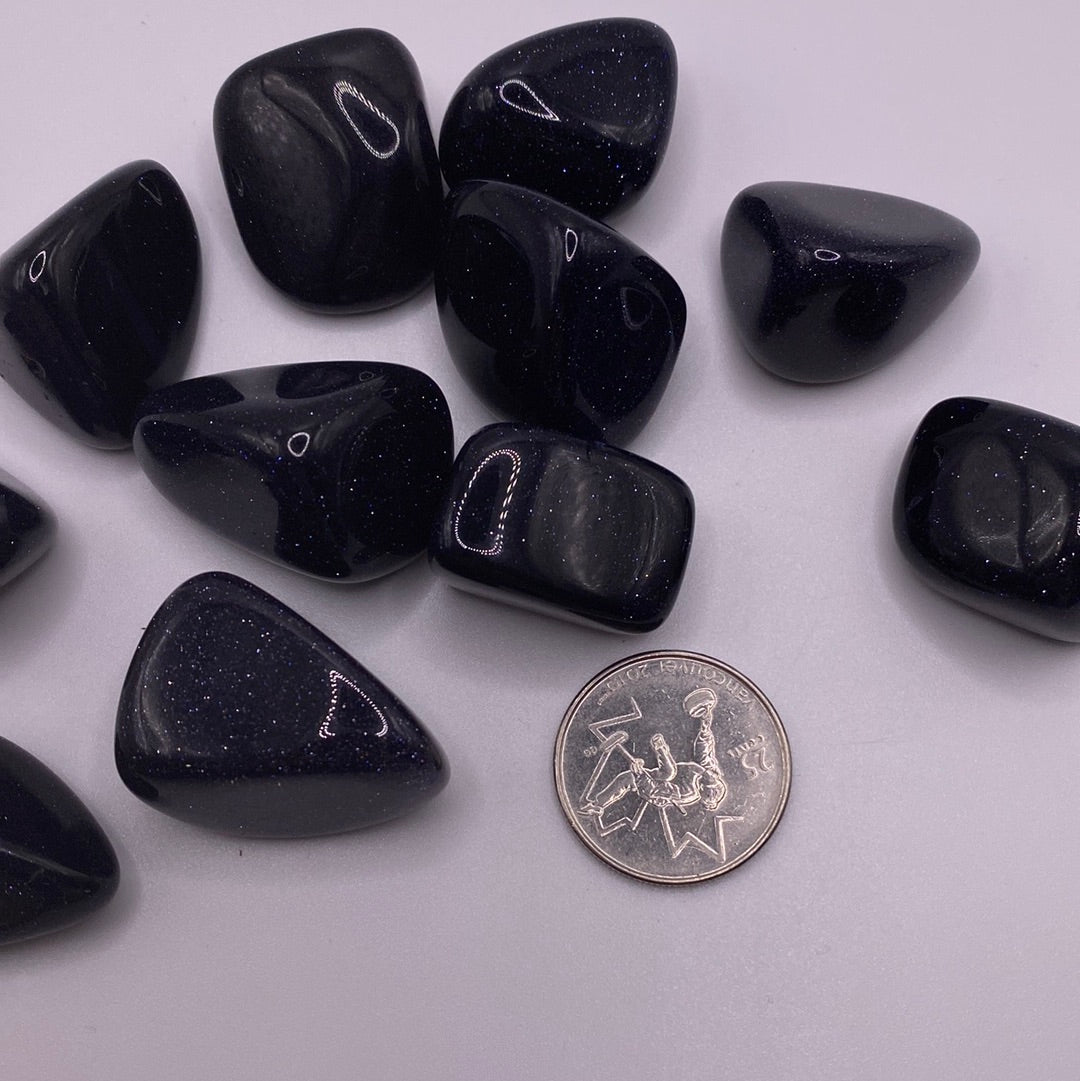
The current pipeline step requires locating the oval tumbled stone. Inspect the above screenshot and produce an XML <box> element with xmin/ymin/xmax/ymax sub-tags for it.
<box><xmin>214</xmin><ymin>29</ymin><xmax>442</xmax><ymax>311</ymax></box>
<box><xmin>115</xmin><ymin>572</ymin><xmax>449</xmax><ymax>836</ymax></box>
<box><xmin>133</xmin><ymin>362</ymin><xmax>453</xmax><ymax>582</ymax></box>
<box><xmin>894</xmin><ymin>397</ymin><xmax>1080</xmax><ymax>641</ymax></box>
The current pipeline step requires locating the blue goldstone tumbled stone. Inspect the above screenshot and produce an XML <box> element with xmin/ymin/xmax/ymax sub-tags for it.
<box><xmin>0</xmin><ymin>161</ymin><xmax>200</xmax><ymax>447</ymax></box>
<box><xmin>0</xmin><ymin>736</ymin><xmax>119</xmax><ymax>945</ymax></box>
<box><xmin>436</xmin><ymin>181</ymin><xmax>685</xmax><ymax>444</ymax></box>
<box><xmin>721</xmin><ymin>181</ymin><xmax>979</xmax><ymax>382</ymax></box>
<box><xmin>429</xmin><ymin>423</ymin><xmax>694</xmax><ymax>632</ymax></box>
<box><xmin>894</xmin><ymin>397</ymin><xmax>1080</xmax><ymax>641</ymax></box>
<box><xmin>214</xmin><ymin>29</ymin><xmax>442</xmax><ymax>311</ymax></box>
<box><xmin>439</xmin><ymin>19</ymin><xmax>677</xmax><ymax>219</ymax></box>
<box><xmin>115</xmin><ymin>572</ymin><xmax>449</xmax><ymax>836</ymax></box>
<box><xmin>133</xmin><ymin>362</ymin><xmax>454</xmax><ymax>583</ymax></box>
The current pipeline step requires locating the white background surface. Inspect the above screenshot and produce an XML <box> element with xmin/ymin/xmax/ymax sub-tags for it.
<box><xmin>2</xmin><ymin>1</ymin><xmax>1078</xmax><ymax>1078</ymax></box>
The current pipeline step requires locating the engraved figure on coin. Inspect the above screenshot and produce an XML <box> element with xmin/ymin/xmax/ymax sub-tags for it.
<box><xmin>578</xmin><ymin>689</ymin><xmax>735</xmax><ymax>861</ymax></box>
<box><xmin>685</xmin><ymin>688</ymin><xmax>728</xmax><ymax>810</ymax></box>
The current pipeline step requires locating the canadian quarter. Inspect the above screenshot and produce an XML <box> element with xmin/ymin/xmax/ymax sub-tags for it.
<box><xmin>554</xmin><ymin>650</ymin><xmax>791</xmax><ymax>884</ymax></box>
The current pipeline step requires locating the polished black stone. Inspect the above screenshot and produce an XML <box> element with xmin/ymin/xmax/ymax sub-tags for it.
<box><xmin>214</xmin><ymin>29</ymin><xmax>442</xmax><ymax>312</ymax></box>
<box><xmin>436</xmin><ymin>181</ymin><xmax>685</xmax><ymax>444</ymax></box>
<box><xmin>429</xmin><ymin>424</ymin><xmax>694</xmax><ymax>632</ymax></box>
<box><xmin>0</xmin><ymin>161</ymin><xmax>200</xmax><ymax>447</ymax></box>
<box><xmin>116</xmin><ymin>572</ymin><xmax>448</xmax><ymax>836</ymax></box>
<box><xmin>0</xmin><ymin>736</ymin><xmax>119</xmax><ymax>945</ymax></box>
<box><xmin>134</xmin><ymin>362</ymin><xmax>453</xmax><ymax>582</ymax></box>
<box><xmin>439</xmin><ymin>19</ymin><xmax>676</xmax><ymax>219</ymax></box>
<box><xmin>0</xmin><ymin>470</ymin><xmax>55</xmax><ymax>588</ymax></box>
<box><xmin>721</xmin><ymin>182</ymin><xmax>980</xmax><ymax>383</ymax></box>
<box><xmin>895</xmin><ymin>397</ymin><xmax>1080</xmax><ymax>641</ymax></box>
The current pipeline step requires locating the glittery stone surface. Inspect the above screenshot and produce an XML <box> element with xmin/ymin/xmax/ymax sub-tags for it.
<box><xmin>0</xmin><ymin>161</ymin><xmax>200</xmax><ymax>447</ymax></box>
<box><xmin>0</xmin><ymin>470</ymin><xmax>55</xmax><ymax>588</ymax></box>
<box><xmin>115</xmin><ymin>572</ymin><xmax>449</xmax><ymax>837</ymax></box>
<box><xmin>133</xmin><ymin>362</ymin><xmax>454</xmax><ymax>582</ymax></box>
<box><xmin>439</xmin><ymin>19</ymin><xmax>676</xmax><ymax>219</ymax></box>
<box><xmin>214</xmin><ymin>29</ymin><xmax>443</xmax><ymax>311</ymax></box>
<box><xmin>0</xmin><ymin>736</ymin><xmax>119</xmax><ymax>945</ymax></box>
<box><xmin>429</xmin><ymin>423</ymin><xmax>694</xmax><ymax>632</ymax></box>
<box><xmin>436</xmin><ymin>181</ymin><xmax>685</xmax><ymax>444</ymax></box>
<box><xmin>721</xmin><ymin>181</ymin><xmax>980</xmax><ymax>382</ymax></box>
<box><xmin>895</xmin><ymin>397</ymin><xmax>1080</xmax><ymax>641</ymax></box>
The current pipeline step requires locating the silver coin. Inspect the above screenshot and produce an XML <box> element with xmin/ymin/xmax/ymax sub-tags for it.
<box><xmin>554</xmin><ymin>651</ymin><xmax>791</xmax><ymax>884</ymax></box>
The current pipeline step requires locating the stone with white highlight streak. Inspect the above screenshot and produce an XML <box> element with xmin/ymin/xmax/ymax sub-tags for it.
<box><xmin>429</xmin><ymin>424</ymin><xmax>694</xmax><ymax>632</ymax></box>
<box><xmin>721</xmin><ymin>181</ymin><xmax>980</xmax><ymax>382</ymax></box>
<box><xmin>133</xmin><ymin>362</ymin><xmax>453</xmax><ymax>583</ymax></box>
<box><xmin>0</xmin><ymin>161</ymin><xmax>200</xmax><ymax>447</ymax></box>
<box><xmin>115</xmin><ymin>572</ymin><xmax>448</xmax><ymax>837</ymax></box>
<box><xmin>214</xmin><ymin>29</ymin><xmax>442</xmax><ymax>311</ymax></box>
<box><xmin>439</xmin><ymin>19</ymin><xmax>677</xmax><ymax>219</ymax></box>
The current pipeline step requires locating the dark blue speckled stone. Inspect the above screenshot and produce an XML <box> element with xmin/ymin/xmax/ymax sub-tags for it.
<box><xmin>439</xmin><ymin>19</ymin><xmax>676</xmax><ymax>219</ymax></box>
<box><xmin>437</xmin><ymin>181</ymin><xmax>685</xmax><ymax>444</ymax></box>
<box><xmin>115</xmin><ymin>572</ymin><xmax>449</xmax><ymax>836</ymax></box>
<box><xmin>721</xmin><ymin>182</ymin><xmax>979</xmax><ymax>382</ymax></box>
<box><xmin>133</xmin><ymin>362</ymin><xmax>453</xmax><ymax>582</ymax></box>
<box><xmin>0</xmin><ymin>736</ymin><xmax>119</xmax><ymax>945</ymax></box>
<box><xmin>0</xmin><ymin>471</ymin><xmax>55</xmax><ymax>588</ymax></box>
<box><xmin>0</xmin><ymin>161</ymin><xmax>200</xmax><ymax>446</ymax></box>
<box><xmin>895</xmin><ymin>397</ymin><xmax>1080</xmax><ymax>641</ymax></box>
<box><xmin>214</xmin><ymin>29</ymin><xmax>442</xmax><ymax>311</ymax></box>
<box><xmin>429</xmin><ymin>424</ymin><xmax>694</xmax><ymax>632</ymax></box>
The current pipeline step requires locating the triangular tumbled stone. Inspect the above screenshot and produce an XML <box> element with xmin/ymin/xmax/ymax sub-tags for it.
<box><xmin>0</xmin><ymin>737</ymin><xmax>119</xmax><ymax>945</ymax></box>
<box><xmin>721</xmin><ymin>182</ymin><xmax>980</xmax><ymax>382</ymax></box>
<box><xmin>439</xmin><ymin>19</ymin><xmax>677</xmax><ymax>219</ymax></box>
<box><xmin>115</xmin><ymin>572</ymin><xmax>448</xmax><ymax>837</ymax></box>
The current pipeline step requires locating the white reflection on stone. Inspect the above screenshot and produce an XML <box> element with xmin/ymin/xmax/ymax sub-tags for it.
<box><xmin>286</xmin><ymin>431</ymin><xmax>311</xmax><ymax>458</ymax></box>
<box><xmin>564</xmin><ymin>227</ymin><xmax>578</xmax><ymax>262</ymax></box>
<box><xmin>138</xmin><ymin>177</ymin><xmax>163</xmax><ymax>206</ymax></box>
<box><xmin>498</xmin><ymin>78</ymin><xmax>559</xmax><ymax>121</ymax></box>
<box><xmin>319</xmin><ymin>669</ymin><xmax>388</xmax><ymax>740</ymax></box>
<box><xmin>454</xmin><ymin>448</ymin><xmax>522</xmax><ymax>557</ymax></box>
<box><xmin>28</xmin><ymin>250</ymin><xmax>47</xmax><ymax>283</ymax></box>
<box><xmin>334</xmin><ymin>80</ymin><xmax>401</xmax><ymax>159</ymax></box>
